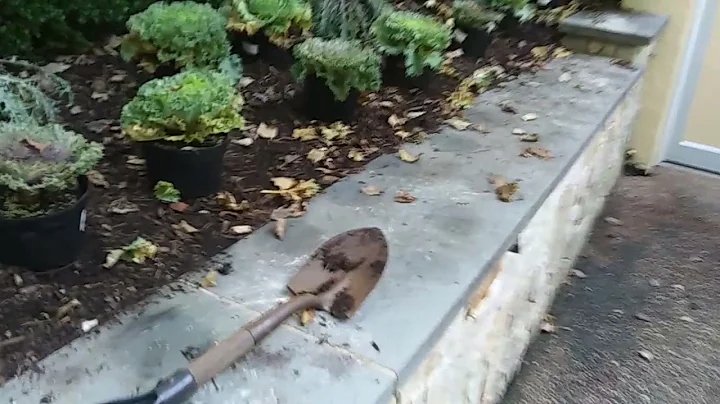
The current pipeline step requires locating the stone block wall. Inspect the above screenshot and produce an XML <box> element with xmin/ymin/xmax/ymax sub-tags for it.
<box><xmin>393</xmin><ymin>83</ymin><xmax>642</xmax><ymax>404</ymax></box>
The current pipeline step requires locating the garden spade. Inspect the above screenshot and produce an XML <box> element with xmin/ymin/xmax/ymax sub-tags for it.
<box><xmin>101</xmin><ymin>227</ymin><xmax>388</xmax><ymax>404</ymax></box>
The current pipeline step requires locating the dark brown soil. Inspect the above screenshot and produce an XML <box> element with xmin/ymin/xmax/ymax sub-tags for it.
<box><xmin>0</xmin><ymin>20</ymin><xmax>562</xmax><ymax>382</ymax></box>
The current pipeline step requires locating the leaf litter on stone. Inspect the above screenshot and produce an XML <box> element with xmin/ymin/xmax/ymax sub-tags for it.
<box><xmin>273</xmin><ymin>218</ymin><xmax>287</xmax><ymax>240</ymax></box>
<box><xmin>488</xmin><ymin>174</ymin><xmax>519</xmax><ymax>202</ymax></box>
<box><xmin>262</xmin><ymin>177</ymin><xmax>319</xmax><ymax>201</ymax></box>
<box><xmin>361</xmin><ymin>185</ymin><xmax>383</xmax><ymax>196</ymax></box>
<box><xmin>398</xmin><ymin>149</ymin><xmax>419</xmax><ymax>163</ymax></box>
<box><xmin>200</xmin><ymin>270</ymin><xmax>218</xmax><ymax>288</ymax></box>
<box><xmin>520</xmin><ymin>147</ymin><xmax>552</xmax><ymax>159</ymax></box>
<box><xmin>522</xmin><ymin>113</ymin><xmax>538</xmax><ymax>121</ymax></box>
<box><xmin>229</xmin><ymin>225</ymin><xmax>253</xmax><ymax>235</ymax></box>
<box><xmin>108</xmin><ymin>197</ymin><xmax>139</xmax><ymax>215</ymax></box>
<box><xmin>394</xmin><ymin>190</ymin><xmax>416</xmax><ymax>203</ymax></box>
<box><xmin>446</xmin><ymin>117</ymin><xmax>472</xmax><ymax>130</ymax></box>
<box><xmin>520</xmin><ymin>133</ymin><xmax>540</xmax><ymax>142</ymax></box>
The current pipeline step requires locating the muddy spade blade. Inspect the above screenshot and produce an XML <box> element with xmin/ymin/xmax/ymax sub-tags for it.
<box><xmin>98</xmin><ymin>228</ymin><xmax>389</xmax><ymax>404</ymax></box>
<box><xmin>287</xmin><ymin>227</ymin><xmax>388</xmax><ymax>319</ymax></box>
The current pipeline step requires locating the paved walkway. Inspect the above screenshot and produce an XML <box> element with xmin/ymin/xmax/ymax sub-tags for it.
<box><xmin>504</xmin><ymin>165</ymin><xmax>720</xmax><ymax>404</ymax></box>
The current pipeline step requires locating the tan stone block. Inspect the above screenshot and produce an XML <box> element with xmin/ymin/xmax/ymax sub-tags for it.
<box><xmin>561</xmin><ymin>36</ymin><xmax>589</xmax><ymax>53</ymax></box>
<box><xmin>587</xmin><ymin>40</ymin><xmax>604</xmax><ymax>54</ymax></box>
<box><xmin>614</xmin><ymin>45</ymin><xmax>639</xmax><ymax>62</ymax></box>
<box><xmin>598</xmin><ymin>43</ymin><xmax>617</xmax><ymax>58</ymax></box>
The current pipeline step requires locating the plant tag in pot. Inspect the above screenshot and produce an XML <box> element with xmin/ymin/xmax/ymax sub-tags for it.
<box><xmin>79</xmin><ymin>209</ymin><xmax>87</xmax><ymax>231</ymax></box>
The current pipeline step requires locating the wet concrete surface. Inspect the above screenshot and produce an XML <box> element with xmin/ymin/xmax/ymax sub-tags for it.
<box><xmin>504</xmin><ymin>165</ymin><xmax>720</xmax><ymax>404</ymax></box>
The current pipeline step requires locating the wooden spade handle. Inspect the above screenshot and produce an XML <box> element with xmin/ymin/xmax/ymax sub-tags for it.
<box><xmin>188</xmin><ymin>294</ymin><xmax>321</xmax><ymax>385</ymax></box>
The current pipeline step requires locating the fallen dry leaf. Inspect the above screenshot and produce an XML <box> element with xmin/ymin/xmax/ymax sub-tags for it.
<box><xmin>395</xmin><ymin>130</ymin><xmax>412</xmax><ymax>140</ymax></box>
<box><xmin>348</xmin><ymin>149</ymin><xmax>366</xmax><ymax>162</ymax></box>
<box><xmin>361</xmin><ymin>185</ymin><xmax>383</xmax><ymax>196</ymax></box>
<box><xmin>520</xmin><ymin>133</ymin><xmax>540</xmax><ymax>142</ymax></box>
<box><xmin>398</xmin><ymin>149</ymin><xmax>419</xmax><ymax>163</ymax></box>
<box><xmin>271</xmin><ymin>177</ymin><xmax>297</xmax><ymax>190</ymax></box>
<box><xmin>379</xmin><ymin>100</ymin><xmax>394</xmax><ymax>108</ymax></box>
<box><xmin>103</xmin><ymin>237</ymin><xmax>157</xmax><ymax>268</ymax></box>
<box><xmin>91</xmin><ymin>91</ymin><xmax>109</xmax><ymax>102</ymax></box>
<box><xmin>520</xmin><ymin>147</ymin><xmax>552</xmax><ymax>159</ymax></box>
<box><xmin>500</xmin><ymin>102</ymin><xmax>517</xmax><ymax>114</ymax></box>
<box><xmin>406</xmin><ymin>110</ymin><xmax>426</xmax><ymax>120</ymax></box>
<box><xmin>274</xmin><ymin>218</ymin><xmax>287</xmax><ymax>240</ymax></box>
<box><xmin>173</xmin><ymin>220</ymin><xmax>199</xmax><ymax>234</ymax></box>
<box><xmin>394</xmin><ymin>190</ymin><xmax>416</xmax><ymax>203</ymax></box>
<box><xmin>320</xmin><ymin>122</ymin><xmax>352</xmax><ymax>142</ymax></box>
<box><xmin>257</xmin><ymin>122</ymin><xmax>278</xmax><ymax>139</ymax></box>
<box><xmin>86</xmin><ymin>119</ymin><xmax>113</xmax><ymax>134</ymax></box>
<box><xmin>271</xmin><ymin>203</ymin><xmax>306</xmax><ymax>220</ymax></box>
<box><xmin>108</xmin><ymin>197</ymin><xmax>139</xmax><ymax>214</ymax></box>
<box><xmin>230</xmin><ymin>225</ymin><xmax>253</xmax><ymax>235</ymax></box>
<box><xmin>170</xmin><ymin>202</ymin><xmax>189</xmax><ymax>212</ymax></box>
<box><xmin>553</xmin><ymin>47</ymin><xmax>572</xmax><ymax>58</ymax></box>
<box><xmin>87</xmin><ymin>170</ymin><xmax>109</xmax><ymax>188</ymax></box>
<box><xmin>262</xmin><ymin>178</ymin><xmax>319</xmax><ymax>201</ymax></box>
<box><xmin>109</xmin><ymin>73</ymin><xmax>126</xmax><ymax>83</ymax></box>
<box><xmin>300</xmin><ymin>308</ymin><xmax>315</xmax><ymax>326</ymax></box>
<box><xmin>21</xmin><ymin>139</ymin><xmax>49</xmax><ymax>152</ymax></box>
<box><xmin>558</xmin><ymin>72</ymin><xmax>572</xmax><ymax>82</ymax></box>
<box><xmin>522</xmin><ymin>113</ymin><xmax>538</xmax><ymax>122</ymax></box>
<box><xmin>388</xmin><ymin>114</ymin><xmax>406</xmax><ymax>128</ymax></box>
<box><xmin>530</xmin><ymin>46</ymin><xmax>549</xmax><ymax>60</ymax></box>
<box><xmin>70</xmin><ymin>106</ymin><xmax>83</xmax><ymax>115</ymax></box>
<box><xmin>512</xmin><ymin>128</ymin><xmax>527</xmax><ymax>135</ymax></box>
<box><xmin>126</xmin><ymin>155</ymin><xmax>145</xmax><ymax>166</ymax></box>
<box><xmin>446</xmin><ymin>117</ymin><xmax>472</xmax><ymax>130</ymax></box>
<box><xmin>292</xmin><ymin>127</ymin><xmax>318</xmax><ymax>141</ymax></box>
<box><xmin>489</xmin><ymin>175</ymin><xmax>519</xmax><ymax>202</ymax></box>
<box><xmin>232</xmin><ymin>138</ymin><xmax>254</xmax><ymax>147</ymax></box>
<box><xmin>200</xmin><ymin>270</ymin><xmax>218</xmax><ymax>288</ymax></box>
<box><xmin>216</xmin><ymin>191</ymin><xmax>249</xmax><ymax>211</ymax></box>
<box><xmin>307</xmin><ymin>148</ymin><xmax>327</xmax><ymax>163</ymax></box>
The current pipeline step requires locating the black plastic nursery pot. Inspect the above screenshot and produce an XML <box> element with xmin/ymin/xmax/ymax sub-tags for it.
<box><xmin>152</xmin><ymin>62</ymin><xmax>181</xmax><ymax>79</ymax></box>
<box><xmin>260</xmin><ymin>39</ymin><xmax>295</xmax><ymax>70</ymax></box>
<box><xmin>498</xmin><ymin>15</ymin><xmax>521</xmax><ymax>34</ymax></box>
<box><xmin>304</xmin><ymin>74</ymin><xmax>359</xmax><ymax>123</ymax></box>
<box><xmin>536</xmin><ymin>0</ymin><xmax>561</xmax><ymax>9</ymax></box>
<box><xmin>141</xmin><ymin>138</ymin><xmax>229</xmax><ymax>199</ymax></box>
<box><xmin>460</xmin><ymin>27</ymin><xmax>494</xmax><ymax>59</ymax></box>
<box><xmin>382</xmin><ymin>55</ymin><xmax>432</xmax><ymax>90</ymax></box>
<box><xmin>230</xmin><ymin>32</ymin><xmax>262</xmax><ymax>61</ymax></box>
<box><xmin>0</xmin><ymin>176</ymin><xmax>90</xmax><ymax>272</ymax></box>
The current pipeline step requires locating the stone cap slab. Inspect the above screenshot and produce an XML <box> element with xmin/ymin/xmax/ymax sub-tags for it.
<box><xmin>560</xmin><ymin>10</ymin><xmax>669</xmax><ymax>46</ymax></box>
<box><xmin>0</xmin><ymin>57</ymin><xmax>642</xmax><ymax>403</ymax></box>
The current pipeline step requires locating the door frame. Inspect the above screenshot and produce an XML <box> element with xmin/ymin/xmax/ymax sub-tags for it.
<box><xmin>659</xmin><ymin>0</ymin><xmax>720</xmax><ymax>174</ymax></box>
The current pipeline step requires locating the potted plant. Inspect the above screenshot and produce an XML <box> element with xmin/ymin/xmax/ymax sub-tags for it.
<box><xmin>226</xmin><ymin>0</ymin><xmax>312</xmax><ymax>67</ymax></box>
<box><xmin>371</xmin><ymin>10</ymin><xmax>452</xmax><ymax>88</ymax></box>
<box><xmin>1</xmin><ymin>59</ymin><xmax>72</xmax><ymax>125</ymax></box>
<box><xmin>452</xmin><ymin>1</ymin><xmax>503</xmax><ymax>58</ymax></box>
<box><xmin>120</xmin><ymin>69</ymin><xmax>245</xmax><ymax>199</ymax></box>
<box><xmin>306</xmin><ymin>0</ymin><xmax>387</xmax><ymax>43</ymax></box>
<box><xmin>292</xmin><ymin>38</ymin><xmax>381</xmax><ymax>122</ymax></box>
<box><xmin>0</xmin><ymin>122</ymin><xmax>103</xmax><ymax>271</ymax></box>
<box><xmin>120</xmin><ymin>1</ymin><xmax>240</xmax><ymax>77</ymax></box>
<box><xmin>482</xmin><ymin>0</ymin><xmax>536</xmax><ymax>32</ymax></box>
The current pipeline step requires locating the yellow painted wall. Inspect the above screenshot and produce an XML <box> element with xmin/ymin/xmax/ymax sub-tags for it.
<box><xmin>681</xmin><ymin>6</ymin><xmax>720</xmax><ymax>148</ymax></box>
<box><xmin>622</xmin><ymin>0</ymin><xmax>696</xmax><ymax>164</ymax></box>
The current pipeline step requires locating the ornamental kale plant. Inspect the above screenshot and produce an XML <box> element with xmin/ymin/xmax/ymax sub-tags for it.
<box><xmin>371</xmin><ymin>11</ymin><xmax>452</xmax><ymax>77</ymax></box>
<box><xmin>120</xmin><ymin>69</ymin><xmax>245</xmax><ymax>144</ymax></box>
<box><xmin>0</xmin><ymin>59</ymin><xmax>72</xmax><ymax>125</ymax></box>
<box><xmin>120</xmin><ymin>1</ymin><xmax>236</xmax><ymax>72</ymax></box>
<box><xmin>226</xmin><ymin>0</ymin><xmax>312</xmax><ymax>47</ymax></box>
<box><xmin>0</xmin><ymin>122</ymin><xmax>103</xmax><ymax>218</ymax></box>
<box><xmin>292</xmin><ymin>38</ymin><xmax>381</xmax><ymax>101</ymax></box>
<box><xmin>481</xmin><ymin>0</ymin><xmax>535</xmax><ymax>21</ymax></box>
<box><xmin>452</xmin><ymin>0</ymin><xmax>504</xmax><ymax>31</ymax></box>
<box><xmin>308</xmin><ymin>0</ymin><xmax>388</xmax><ymax>43</ymax></box>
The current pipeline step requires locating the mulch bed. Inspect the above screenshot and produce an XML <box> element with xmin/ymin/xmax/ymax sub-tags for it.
<box><xmin>0</xmin><ymin>0</ymin><xmax>616</xmax><ymax>383</ymax></box>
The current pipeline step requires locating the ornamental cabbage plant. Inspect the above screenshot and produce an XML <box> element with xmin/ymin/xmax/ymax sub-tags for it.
<box><xmin>371</xmin><ymin>10</ymin><xmax>452</xmax><ymax>77</ymax></box>
<box><xmin>120</xmin><ymin>1</ymin><xmax>237</xmax><ymax>72</ymax></box>
<box><xmin>120</xmin><ymin>69</ymin><xmax>245</xmax><ymax>144</ymax></box>
<box><xmin>226</xmin><ymin>0</ymin><xmax>312</xmax><ymax>47</ymax></box>
<box><xmin>0</xmin><ymin>122</ymin><xmax>103</xmax><ymax>218</ymax></box>
<box><xmin>291</xmin><ymin>38</ymin><xmax>382</xmax><ymax>101</ymax></box>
